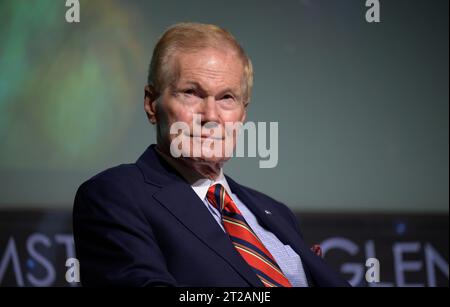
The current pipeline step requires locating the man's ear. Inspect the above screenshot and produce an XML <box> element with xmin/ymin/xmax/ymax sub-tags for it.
<box><xmin>144</xmin><ymin>85</ymin><xmax>159</xmax><ymax>124</ymax></box>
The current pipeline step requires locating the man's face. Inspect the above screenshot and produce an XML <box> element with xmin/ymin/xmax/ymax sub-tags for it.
<box><xmin>152</xmin><ymin>47</ymin><xmax>247</xmax><ymax>164</ymax></box>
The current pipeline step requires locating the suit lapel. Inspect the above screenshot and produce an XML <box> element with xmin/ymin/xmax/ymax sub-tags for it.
<box><xmin>152</xmin><ymin>182</ymin><xmax>263</xmax><ymax>287</ymax></box>
<box><xmin>136</xmin><ymin>146</ymin><xmax>263</xmax><ymax>287</ymax></box>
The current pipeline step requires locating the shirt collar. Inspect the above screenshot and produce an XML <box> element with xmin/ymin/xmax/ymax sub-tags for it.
<box><xmin>191</xmin><ymin>169</ymin><xmax>233</xmax><ymax>201</ymax></box>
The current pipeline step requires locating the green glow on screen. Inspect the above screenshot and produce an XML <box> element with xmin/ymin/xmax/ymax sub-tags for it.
<box><xmin>0</xmin><ymin>0</ymin><xmax>144</xmax><ymax>170</ymax></box>
<box><xmin>0</xmin><ymin>0</ymin><xmax>447</xmax><ymax>211</ymax></box>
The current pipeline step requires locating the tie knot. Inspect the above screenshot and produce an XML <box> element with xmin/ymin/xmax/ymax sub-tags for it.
<box><xmin>206</xmin><ymin>184</ymin><xmax>225</xmax><ymax>212</ymax></box>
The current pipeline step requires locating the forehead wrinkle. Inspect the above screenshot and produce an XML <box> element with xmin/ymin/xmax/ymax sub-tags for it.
<box><xmin>179</xmin><ymin>69</ymin><xmax>241</xmax><ymax>94</ymax></box>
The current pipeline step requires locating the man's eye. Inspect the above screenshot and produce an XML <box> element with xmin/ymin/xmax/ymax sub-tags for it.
<box><xmin>183</xmin><ymin>89</ymin><xmax>196</xmax><ymax>95</ymax></box>
<box><xmin>221</xmin><ymin>94</ymin><xmax>234</xmax><ymax>100</ymax></box>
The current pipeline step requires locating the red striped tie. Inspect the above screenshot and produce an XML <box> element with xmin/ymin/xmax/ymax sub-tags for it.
<box><xmin>206</xmin><ymin>184</ymin><xmax>292</xmax><ymax>287</ymax></box>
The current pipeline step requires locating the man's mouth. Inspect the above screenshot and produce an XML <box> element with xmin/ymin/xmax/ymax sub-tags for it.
<box><xmin>190</xmin><ymin>134</ymin><xmax>225</xmax><ymax>141</ymax></box>
<box><xmin>189</xmin><ymin>134</ymin><xmax>225</xmax><ymax>140</ymax></box>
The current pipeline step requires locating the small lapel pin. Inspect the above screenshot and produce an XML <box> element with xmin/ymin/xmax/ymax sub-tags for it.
<box><xmin>311</xmin><ymin>244</ymin><xmax>323</xmax><ymax>258</ymax></box>
<box><xmin>264</xmin><ymin>210</ymin><xmax>272</xmax><ymax>215</ymax></box>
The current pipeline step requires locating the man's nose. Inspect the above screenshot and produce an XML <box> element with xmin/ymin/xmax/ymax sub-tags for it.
<box><xmin>201</xmin><ymin>96</ymin><xmax>220</xmax><ymax>123</ymax></box>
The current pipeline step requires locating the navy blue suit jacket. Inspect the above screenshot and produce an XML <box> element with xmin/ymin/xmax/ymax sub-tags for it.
<box><xmin>73</xmin><ymin>145</ymin><xmax>350</xmax><ymax>287</ymax></box>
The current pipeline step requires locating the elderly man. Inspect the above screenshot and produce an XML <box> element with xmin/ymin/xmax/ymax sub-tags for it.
<box><xmin>73</xmin><ymin>23</ymin><xmax>349</xmax><ymax>287</ymax></box>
